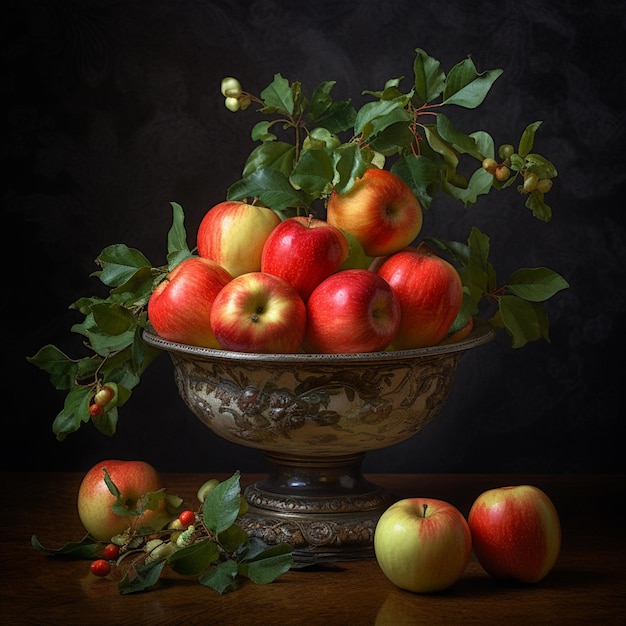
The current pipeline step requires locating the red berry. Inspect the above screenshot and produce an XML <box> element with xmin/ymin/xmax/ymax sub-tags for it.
<box><xmin>90</xmin><ymin>559</ymin><xmax>111</xmax><ymax>577</ymax></box>
<box><xmin>89</xmin><ymin>403</ymin><xmax>103</xmax><ymax>417</ymax></box>
<box><xmin>102</xmin><ymin>543</ymin><xmax>120</xmax><ymax>560</ymax></box>
<box><xmin>178</xmin><ymin>510</ymin><xmax>195</xmax><ymax>527</ymax></box>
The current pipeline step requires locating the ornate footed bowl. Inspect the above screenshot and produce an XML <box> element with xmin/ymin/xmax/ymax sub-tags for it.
<box><xmin>143</xmin><ymin>318</ymin><xmax>494</xmax><ymax>565</ymax></box>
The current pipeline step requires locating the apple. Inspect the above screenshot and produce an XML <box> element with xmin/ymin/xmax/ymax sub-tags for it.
<box><xmin>261</xmin><ymin>215</ymin><xmax>349</xmax><ymax>301</ymax></box>
<box><xmin>374</xmin><ymin>497</ymin><xmax>472</xmax><ymax>593</ymax></box>
<box><xmin>77</xmin><ymin>459</ymin><xmax>166</xmax><ymax>542</ymax></box>
<box><xmin>210</xmin><ymin>271</ymin><xmax>306</xmax><ymax>353</ymax></box>
<box><xmin>304</xmin><ymin>268</ymin><xmax>400</xmax><ymax>354</ymax></box>
<box><xmin>197</xmin><ymin>200</ymin><xmax>281</xmax><ymax>277</ymax></box>
<box><xmin>147</xmin><ymin>256</ymin><xmax>232</xmax><ymax>348</ymax></box>
<box><xmin>467</xmin><ymin>485</ymin><xmax>561</xmax><ymax>583</ymax></box>
<box><xmin>374</xmin><ymin>247</ymin><xmax>464</xmax><ymax>349</ymax></box>
<box><xmin>326</xmin><ymin>167</ymin><xmax>423</xmax><ymax>257</ymax></box>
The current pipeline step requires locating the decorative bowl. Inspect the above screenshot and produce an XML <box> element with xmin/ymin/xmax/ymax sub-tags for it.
<box><xmin>143</xmin><ymin>318</ymin><xmax>494</xmax><ymax>565</ymax></box>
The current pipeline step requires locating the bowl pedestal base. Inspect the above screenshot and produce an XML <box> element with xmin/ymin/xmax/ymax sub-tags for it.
<box><xmin>238</xmin><ymin>451</ymin><xmax>395</xmax><ymax>566</ymax></box>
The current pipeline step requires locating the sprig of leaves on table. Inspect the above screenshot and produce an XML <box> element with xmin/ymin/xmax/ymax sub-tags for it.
<box><xmin>31</xmin><ymin>471</ymin><xmax>293</xmax><ymax>595</ymax></box>
<box><xmin>26</xmin><ymin>47</ymin><xmax>568</xmax><ymax>440</ymax></box>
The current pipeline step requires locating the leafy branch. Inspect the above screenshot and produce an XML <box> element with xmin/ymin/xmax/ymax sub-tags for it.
<box><xmin>32</xmin><ymin>471</ymin><xmax>293</xmax><ymax>595</ymax></box>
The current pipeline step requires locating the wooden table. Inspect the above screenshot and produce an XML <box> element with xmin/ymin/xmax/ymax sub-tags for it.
<box><xmin>1</xmin><ymin>473</ymin><xmax>624</xmax><ymax>625</ymax></box>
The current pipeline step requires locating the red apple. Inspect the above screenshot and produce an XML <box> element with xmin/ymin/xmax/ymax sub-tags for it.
<box><xmin>374</xmin><ymin>497</ymin><xmax>472</xmax><ymax>593</ymax></box>
<box><xmin>197</xmin><ymin>200</ymin><xmax>281</xmax><ymax>277</ymax></box>
<box><xmin>77</xmin><ymin>459</ymin><xmax>166</xmax><ymax>542</ymax></box>
<box><xmin>210</xmin><ymin>271</ymin><xmax>306</xmax><ymax>353</ymax></box>
<box><xmin>326</xmin><ymin>168</ymin><xmax>423</xmax><ymax>257</ymax></box>
<box><xmin>375</xmin><ymin>247</ymin><xmax>463</xmax><ymax>349</ymax></box>
<box><xmin>261</xmin><ymin>215</ymin><xmax>349</xmax><ymax>301</ymax></box>
<box><xmin>468</xmin><ymin>485</ymin><xmax>561</xmax><ymax>583</ymax></box>
<box><xmin>147</xmin><ymin>256</ymin><xmax>232</xmax><ymax>348</ymax></box>
<box><xmin>304</xmin><ymin>268</ymin><xmax>400</xmax><ymax>354</ymax></box>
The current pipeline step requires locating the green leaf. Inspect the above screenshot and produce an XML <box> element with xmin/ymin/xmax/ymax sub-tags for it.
<box><xmin>217</xmin><ymin>523</ymin><xmax>249</xmax><ymax>552</ymax></box>
<box><xmin>413</xmin><ymin>48</ymin><xmax>445</xmax><ymax>106</ymax></box>
<box><xmin>391</xmin><ymin>154</ymin><xmax>438</xmax><ymax>209</ymax></box>
<box><xmin>166</xmin><ymin>202</ymin><xmax>192</xmax><ymax>259</ymax></box>
<box><xmin>442</xmin><ymin>166</ymin><xmax>494</xmax><ymax>208</ymax></box>
<box><xmin>31</xmin><ymin>534</ymin><xmax>100</xmax><ymax>559</ymax></box>
<box><xmin>239</xmin><ymin>543</ymin><xmax>293</xmax><ymax>585</ymax></box>
<box><xmin>91</xmin><ymin>302</ymin><xmax>137</xmax><ymax>335</ymax></box>
<box><xmin>507</xmin><ymin>267</ymin><xmax>570</xmax><ymax>302</ymax></box>
<box><xmin>498</xmin><ymin>295</ymin><xmax>549</xmax><ymax>347</ymax></box>
<box><xmin>442</xmin><ymin>57</ymin><xmax>503</xmax><ymax>108</ymax></box>
<box><xmin>26</xmin><ymin>345</ymin><xmax>79</xmax><ymax>390</ymax></box>
<box><xmin>518</xmin><ymin>121</ymin><xmax>543</xmax><ymax>157</ymax></box>
<box><xmin>52</xmin><ymin>386</ymin><xmax>91</xmax><ymax>440</ymax></box>
<box><xmin>308</xmin><ymin>80</ymin><xmax>337</xmax><ymax>120</ymax></box>
<box><xmin>436</xmin><ymin>114</ymin><xmax>484</xmax><ymax>160</ymax></box>
<box><xmin>251</xmin><ymin>121</ymin><xmax>277</xmax><ymax>142</ymax></box>
<box><xmin>291</xmin><ymin>148</ymin><xmax>334</xmax><ymax>197</ymax></box>
<box><xmin>202</xmin><ymin>472</ymin><xmax>242</xmax><ymax>535</ymax></box>
<box><xmin>168</xmin><ymin>539</ymin><xmax>220</xmax><ymax>576</ymax></box>
<box><xmin>422</xmin><ymin>124</ymin><xmax>459</xmax><ymax>169</ymax></box>
<box><xmin>260</xmin><ymin>73</ymin><xmax>294</xmax><ymax>115</ymax></box>
<box><xmin>354</xmin><ymin>94</ymin><xmax>412</xmax><ymax>140</ymax></box>
<box><xmin>242</xmin><ymin>142</ymin><xmax>296</xmax><ymax>179</ymax></box>
<box><xmin>199</xmin><ymin>559</ymin><xmax>239</xmax><ymax>594</ymax></box>
<box><xmin>227</xmin><ymin>169</ymin><xmax>308</xmax><ymax>212</ymax></box>
<box><xmin>94</xmin><ymin>244</ymin><xmax>151</xmax><ymax>288</ymax></box>
<box><xmin>525</xmin><ymin>189</ymin><xmax>553</xmax><ymax>221</ymax></box>
<box><xmin>332</xmin><ymin>143</ymin><xmax>369</xmax><ymax>195</ymax></box>
<box><xmin>119</xmin><ymin>559</ymin><xmax>167</xmax><ymax>595</ymax></box>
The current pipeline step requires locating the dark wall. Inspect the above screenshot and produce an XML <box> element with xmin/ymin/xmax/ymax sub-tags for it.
<box><xmin>5</xmin><ymin>1</ymin><xmax>625</xmax><ymax>474</ymax></box>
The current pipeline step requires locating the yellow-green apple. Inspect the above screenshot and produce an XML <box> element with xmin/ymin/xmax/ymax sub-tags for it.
<box><xmin>374</xmin><ymin>247</ymin><xmax>463</xmax><ymax>349</ymax></box>
<box><xmin>77</xmin><ymin>459</ymin><xmax>166</xmax><ymax>542</ymax></box>
<box><xmin>197</xmin><ymin>200</ymin><xmax>281</xmax><ymax>277</ymax></box>
<box><xmin>261</xmin><ymin>215</ymin><xmax>349</xmax><ymax>301</ymax></box>
<box><xmin>303</xmin><ymin>268</ymin><xmax>400</xmax><ymax>354</ymax></box>
<box><xmin>147</xmin><ymin>257</ymin><xmax>232</xmax><ymax>348</ymax></box>
<box><xmin>210</xmin><ymin>271</ymin><xmax>306</xmax><ymax>353</ymax></box>
<box><xmin>374</xmin><ymin>497</ymin><xmax>472</xmax><ymax>593</ymax></box>
<box><xmin>326</xmin><ymin>168</ymin><xmax>423</xmax><ymax>257</ymax></box>
<box><xmin>467</xmin><ymin>485</ymin><xmax>561</xmax><ymax>583</ymax></box>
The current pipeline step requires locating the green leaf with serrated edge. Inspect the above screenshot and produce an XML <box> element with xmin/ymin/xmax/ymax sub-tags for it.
<box><xmin>354</xmin><ymin>95</ymin><xmax>411</xmax><ymax>139</ymax></box>
<box><xmin>260</xmin><ymin>73</ymin><xmax>294</xmax><ymax>115</ymax></box>
<box><xmin>119</xmin><ymin>559</ymin><xmax>167</xmax><ymax>595</ymax></box>
<box><xmin>413</xmin><ymin>48</ymin><xmax>445</xmax><ymax>106</ymax></box>
<box><xmin>317</xmin><ymin>101</ymin><xmax>357</xmax><ymax>134</ymax></box>
<box><xmin>239</xmin><ymin>543</ymin><xmax>293</xmax><ymax>585</ymax></box>
<box><xmin>251</xmin><ymin>120</ymin><xmax>277</xmax><ymax>142</ymax></box>
<box><xmin>442</xmin><ymin>166</ymin><xmax>494</xmax><ymax>208</ymax></box>
<box><xmin>442</xmin><ymin>57</ymin><xmax>503</xmax><ymax>108</ymax></box>
<box><xmin>291</xmin><ymin>148</ymin><xmax>334</xmax><ymax>197</ymax></box>
<box><xmin>31</xmin><ymin>534</ymin><xmax>100</xmax><ymax>559</ymax></box>
<box><xmin>202</xmin><ymin>472</ymin><xmax>242</xmax><ymax>535</ymax></box>
<box><xmin>109</xmin><ymin>266</ymin><xmax>155</xmax><ymax>306</ymax></box>
<box><xmin>242</xmin><ymin>142</ymin><xmax>295</xmax><ymax>178</ymax></box>
<box><xmin>308</xmin><ymin>80</ymin><xmax>337</xmax><ymax>120</ymax></box>
<box><xmin>368</xmin><ymin>120</ymin><xmax>415</xmax><ymax>156</ymax></box>
<box><xmin>332</xmin><ymin>143</ymin><xmax>368</xmax><ymax>195</ymax></box>
<box><xmin>362</xmin><ymin>107</ymin><xmax>412</xmax><ymax>143</ymax></box>
<box><xmin>217</xmin><ymin>523</ymin><xmax>249</xmax><ymax>552</ymax></box>
<box><xmin>506</xmin><ymin>267</ymin><xmax>569</xmax><ymax>302</ymax></box>
<box><xmin>525</xmin><ymin>189</ymin><xmax>552</xmax><ymax>221</ymax></box>
<box><xmin>518</xmin><ymin>121</ymin><xmax>543</xmax><ymax>157</ymax></box>
<box><xmin>52</xmin><ymin>385</ymin><xmax>91</xmax><ymax>440</ymax></box>
<box><xmin>91</xmin><ymin>302</ymin><xmax>136</xmax><ymax>335</ymax></box>
<box><xmin>391</xmin><ymin>154</ymin><xmax>438</xmax><ymax>210</ymax></box>
<box><xmin>471</xmin><ymin>130</ymin><xmax>495</xmax><ymax>159</ymax></box>
<box><xmin>199</xmin><ymin>559</ymin><xmax>240</xmax><ymax>594</ymax></box>
<box><xmin>227</xmin><ymin>169</ymin><xmax>308</xmax><ymax>212</ymax></box>
<box><xmin>498</xmin><ymin>295</ymin><xmax>549</xmax><ymax>348</ymax></box>
<box><xmin>168</xmin><ymin>539</ymin><xmax>220</xmax><ymax>576</ymax></box>
<box><xmin>436</xmin><ymin>114</ymin><xmax>484</xmax><ymax>160</ymax></box>
<box><xmin>26</xmin><ymin>345</ymin><xmax>78</xmax><ymax>390</ymax></box>
<box><xmin>525</xmin><ymin>153</ymin><xmax>558</xmax><ymax>178</ymax></box>
<box><xmin>94</xmin><ymin>244</ymin><xmax>151</xmax><ymax>288</ymax></box>
<box><xmin>72</xmin><ymin>315</ymin><xmax>136</xmax><ymax>356</ymax></box>
<box><xmin>92</xmin><ymin>405</ymin><xmax>118</xmax><ymax>436</ymax></box>
<box><xmin>422</xmin><ymin>124</ymin><xmax>459</xmax><ymax>169</ymax></box>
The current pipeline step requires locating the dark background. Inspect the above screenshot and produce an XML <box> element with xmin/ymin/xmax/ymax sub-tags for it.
<box><xmin>4</xmin><ymin>1</ymin><xmax>625</xmax><ymax>475</ymax></box>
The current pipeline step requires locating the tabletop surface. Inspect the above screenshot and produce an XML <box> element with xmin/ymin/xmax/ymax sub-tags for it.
<box><xmin>1</xmin><ymin>472</ymin><xmax>624</xmax><ymax>625</ymax></box>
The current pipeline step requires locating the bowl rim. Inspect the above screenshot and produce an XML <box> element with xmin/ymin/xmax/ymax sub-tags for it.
<box><xmin>142</xmin><ymin>317</ymin><xmax>495</xmax><ymax>364</ymax></box>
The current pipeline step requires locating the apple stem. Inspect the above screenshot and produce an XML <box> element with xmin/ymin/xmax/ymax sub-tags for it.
<box><xmin>307</xmin><ymin>213</ymin><xmax>313</xmax><ymax>228</ymax></box>
<box><xmin>423</xmin><ymin>503</ymin><xmax>428</xmax><ymax>517</ymax></box>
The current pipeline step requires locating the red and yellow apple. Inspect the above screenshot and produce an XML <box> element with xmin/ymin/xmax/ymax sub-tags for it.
<box><xmin>147</xmin><ymin>256</ymin><xmax>232</xmax><ymax>348</ymax></box>
<box><xmin>261</xmin><ymin>215</ymin><xmax>349</xmax><ymax>301</ymax></box>
<box><xmin>209</xmin><ymin>271</ymin><xmax>306</xmax><ymax>353</ymax></box>
<box><xmin>374</xmin><ymin>247</ymin><xmax>464</xmax><ymax>349</ymax></box>
<box><xmin>468</xmin><ymin>485</ymin><xmax>561</xmax><ymax>583</ymax></box>
<box><xmin>374</xmin><ymin>497</ymin><xmax>472</xmax><ymax>593</ymax></box>
<box><xmin>197</xmin><ymin>200</ymin><xmax>281</xmax><ymax>277</ymax></box>
<box><xmin>304</xmin><ymin>269</ymin><xmax>400</xmax><ymax>353</ymax></box>
<box><xmin>326</xmin><ymin>168</ymin><xmax>423</xmax><ymax>257</ymax></box>
<box><xmin>77</xmin><ymin>459</ymin><xmax>166</xmax><ymax>542</ymax></box>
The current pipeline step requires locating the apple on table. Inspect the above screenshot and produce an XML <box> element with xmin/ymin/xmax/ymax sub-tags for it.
<box><xmin>468</xmin><ymin>484</ymin><xmax>562</xmax><ymax>583</ymax></box>
<box><xmin>374</xmin><ymin>497</ymin><xmax>472</xmax><ymax>593</ymax></box>
<box><xmin>77</xmin><ymin>459</ymin><xmax>166</xmax><ymax>542</ymax></box>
